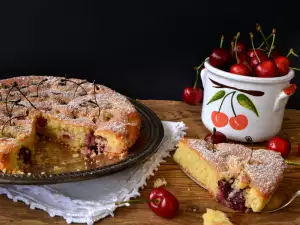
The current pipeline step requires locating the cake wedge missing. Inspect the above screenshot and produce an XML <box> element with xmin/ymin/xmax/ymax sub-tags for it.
<box><xmin>173</xmin><ymin>138</ymin><xmax>287</xmax><ymax>212</ymax></box>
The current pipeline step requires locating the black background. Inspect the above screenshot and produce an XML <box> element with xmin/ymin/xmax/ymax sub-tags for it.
<box><xmin>0</xmin><ymin>1</ymin><xmax>299</xmax><ymax>108</ymax></box>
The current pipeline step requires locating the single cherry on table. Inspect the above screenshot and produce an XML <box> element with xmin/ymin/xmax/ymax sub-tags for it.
<box><xmin>266</xmin><ymin>135</ymin><xmax>291</xmax><ymax>158</ymax></box>
<box><xmin>148</xmin><ymin>187</ymin><xmax>179</xmax><ymax>218</ymax></box>
<box><xmin>183</xmin><ymin>87</ymin><xmax>203</xmax><ymax>105</ymax></box>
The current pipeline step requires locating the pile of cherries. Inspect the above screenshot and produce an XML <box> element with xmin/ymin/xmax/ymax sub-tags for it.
<box><xmin>183</xmin><ymin>24</ymin><xmax>299</xmax><ymax>105</ymax></box>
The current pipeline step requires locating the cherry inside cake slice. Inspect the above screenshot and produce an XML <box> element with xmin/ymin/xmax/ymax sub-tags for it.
<box><xmin>173</xmin><ymin>138</ymin><xmax>287</xmax><ymax>212</ymax></box>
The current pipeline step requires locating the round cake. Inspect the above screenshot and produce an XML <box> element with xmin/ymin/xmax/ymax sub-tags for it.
<box><xmin>0</xmin><ymin>75</ymin><xmax>141</xmax><ymax>174</ymax></box>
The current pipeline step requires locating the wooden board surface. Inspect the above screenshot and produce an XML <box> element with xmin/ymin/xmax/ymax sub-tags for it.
<box><xmin>0</xmin><ymin>100</ymin><xmax>300</xmax><ymax>225</ymax></box>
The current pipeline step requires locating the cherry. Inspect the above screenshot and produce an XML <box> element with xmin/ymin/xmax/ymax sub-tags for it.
<box><xmin>271</xmin><ymin>49</ymin><xmax>281</xmax><ymax>58</ymax></box>
<box><xmin>148</xmin><ymin>188</ymin><xmax>179</xmax><ymax>218</ymax></box>
<box><xmin>274</xmin><ymin>56</ymin><xmax>290</xmax><ymax>75</ymax></box>
<box><xmin>229</xmin><ymin>115</ymin><xmax>248</xmax><ymax>130</ymax></box>
<box><xmin>230</xmin><ymin>64</ymin><xmax>251</xmax><ymax>76</ymax></box>
<box><xmin>249</xmin><ymin>32</ymin><xmax>268</xmax><ymax>69</ymax></box>
<box><xmin>247</xmin><ymin>49</ymin><xmax>265</xmax><ymax>58</ymax></box>
<box><xmin>266</xmin><ymin>136</ymin><xmax>291</xmax><ymax>158</ymax></box>
<box><xmin>298</xmin><ymin>143</ymin><xmax>300</xmax><ymax>155</ymax></box>
<box><xmin>230</xmin><ymin>42</ymin><xmax>247</xmax><ymax>54</ymax></box>
<box><xmin>250</xmin><ymin>53</ymin><xmax>268</xmax><ymax>68</ymax></box>
<box><xmin>237</xmin><ymin>53</ymin><xmax>250</xmax><ymax>64</ymax></box>
<box><xmin>209</xmin><ymin>48</ymin><xmax>230</xmax><ymax>68</ymax></box>
<box><xmin>183</xmin><ymin>87</ymin><xmax>203</xmax><ymax>105</ymax></box>
<box><xmin>255</xmin><ymin>60</ymin><xmax>280</xmax><ymax>77</ymax></box>
<box><xmin>204</xmin><ymin>127</ymin><xmax>228</xmax><ymax>144</ymax></box>
<box><xmin>211</xmin><ymin>111</ymin><xmax>228</xmax><ymax>127</ymax></box>
<box><xmin>274</xmin><ymin>48</ymin><xmax>299</xmax><ymax>76</ymax></box>
<box><xmin>183</xmin><ymin>63</ymin><xmax>203</xmax><ymax>105</ymax></box>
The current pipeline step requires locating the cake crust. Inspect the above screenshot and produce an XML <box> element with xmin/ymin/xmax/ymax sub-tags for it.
<box><xmin>0</xmin><ymin>75</ymin><xmax>141</xmax><ymax>173</ymax></box>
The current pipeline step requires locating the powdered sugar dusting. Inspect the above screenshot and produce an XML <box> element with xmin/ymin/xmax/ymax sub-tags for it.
<box><xmin>0</xmin><ymin>75</ymin><xmax>141</xmax><ymax>154</ymax></box>
<box><xmin>186</xmin><ymin>139</ymin><xmax>287</xmax><ymax>196</ymax></box>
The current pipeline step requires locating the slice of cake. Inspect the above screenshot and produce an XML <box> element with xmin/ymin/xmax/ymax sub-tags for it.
<box><xmin>173</xmin><ymin>138</ymin><xmax>287</xmax><ymax>212</ymax></box>
<box><xmin>203</xmin><ymin>208</ymin><xmax>234</xmax><ymax>225</ymax></box>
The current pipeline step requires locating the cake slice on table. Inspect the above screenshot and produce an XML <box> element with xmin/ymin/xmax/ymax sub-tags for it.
<box><xmin>173</xmin><ymin>138</ymin><xmax>287</xmax><ymax>212</ymax></box>
<box><xmin>203</xmin><ymin>208</ymin><xmax>234</xmax><ymax>225</ymax></box>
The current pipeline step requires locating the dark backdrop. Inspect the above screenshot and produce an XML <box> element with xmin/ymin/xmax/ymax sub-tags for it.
<box><xmin>0</xmin><ymin>1</ymin><xmax>299</xmax><ymax>108</ymax></box>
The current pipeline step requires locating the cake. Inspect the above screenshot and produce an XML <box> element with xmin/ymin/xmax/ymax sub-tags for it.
<box><xmin>173</xmin><ymin>138</ymin><xmax>287</xmax><ymax>212</ymax></box>
<box><xmin>202</xmin><ymin>208</ymin><xmax>234</xmax><ymax>225</ymax></box>
<box><xmin>0</xmin><ymin>75</ymin><xmax>141</xmax><ymax>173</ymax></box>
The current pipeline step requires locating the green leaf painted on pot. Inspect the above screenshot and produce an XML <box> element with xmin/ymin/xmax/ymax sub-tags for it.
<box><xmin>207</xmin><ymin>90</ymin><xmax>226</xmax><ymax>105</ymax></box>
<box><xmin>236</xmin><ymin>94</ymin><xmax>259</xmax><ymax>117</ymax></box>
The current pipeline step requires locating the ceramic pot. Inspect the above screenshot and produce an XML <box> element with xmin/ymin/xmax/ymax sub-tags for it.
<box><xmin>200</xmin><ymin>60</ymin><xmax>296</xmax><ymax>142</ymax></box>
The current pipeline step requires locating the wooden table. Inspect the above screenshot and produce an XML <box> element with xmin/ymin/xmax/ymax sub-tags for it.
<box><xmin>1</xmin><ymin>100</ymin><xmax>300</xmax><ymax>225</ymax></box>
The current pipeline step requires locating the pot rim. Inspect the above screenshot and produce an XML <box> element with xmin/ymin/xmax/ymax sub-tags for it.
<box><xmin>204</xmin><ymin>59</ymin><xmax>295</xmax><ymax>84</ymax></box>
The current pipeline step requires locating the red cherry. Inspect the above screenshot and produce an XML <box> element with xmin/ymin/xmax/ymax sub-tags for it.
<box><xmin>204</xmin><ymin>127</ymin><xmax>228</xmax><ymax>144</ymax></box>
<box><xmin>229</xmin><ymin>115</ymin><xmax>248</xmax><ymax>130</ymax></box>
<box><xmin>209</xmin><ymin>48</ymin><xmax>230</xmax><ymax>68</ymax></box>
<box><xmin>271</xmin><ymin>49</ymin><xmax>281</xmax><ymax>58</ymax></box>
<box><xmin>247</xmin><ymin>49</ymin><xmax>264</xmax><ymax>58</ymax></box>
<box><xmin>274</xmin><ymin>56</ymin><xmax>290</xmax><ymax>75</ymax></box>
<box><xmin>255</xmin><ymin>60</ymin><xmax>280</xmax><ymax>78</ymax></box>
<box><xmin>182</xmin><ymin>87</ymin><xmax>203</xmax><ymax>105</ymax></box>
<box><xmin>266</xmin><ymin>136</ymin><xmax>291</xmax><ymax>158</ymax></box>
<box><xmin>298</xmin><ymin>143</ymin><xmax>300</xmax><ymax>155</ymax></box>
<box><xmin>230</xmin><ymin>64</ymin><xmax>251</xmax><ymax>76</ymax></box>
<box><xmin>230</xmin><ymin>42</ymin><xmax>247</xmax><ymax>54</ymax></box>
<box><xmin>148</xmin><ymin>188</ymin><xmax>179</xmax><ymax>218</ymax></box>
<box><xmin>211</xmin><ymin>111</ymin><xmax>228</xmax><ymax>127</ymax></box>
<box><xmin>237</xmin><ymin>53</ymin><xmax>250</xmax><ymax>64</ymax></box>
<box><xmin>250</xmin><ymin>53</ymin><xmax>268</xmax><ymax>68</ymax></box>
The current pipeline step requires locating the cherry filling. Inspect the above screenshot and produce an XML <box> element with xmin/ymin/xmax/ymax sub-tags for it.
<box><xmin>18</xmin><ymin>147</ymin><xmax>32</xmax><ymax>165</ymax></box>
<box><xmin>217</xmin><ymin>180</ymin><xmax>248</xmax><ymax>212</ymax></box>
<box><xmin>36</xmin><ymin>117</ymin><xmax>47</xmax><ymax>129</ymax></box>
<box><xmin>95</xmin><ymin>136</ymin><xmax>107</xmax><ymax>154</ymax></box>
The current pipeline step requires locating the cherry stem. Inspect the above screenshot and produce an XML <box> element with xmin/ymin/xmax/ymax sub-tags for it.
<box><xmin>285</xmin><ymin>160</ymin><xmax>300</xmax><ymax>166</ymax></box>
<box><xmin>218</xmin><ymin>91</ymin><xmax>235</xmax><ymax>113</ymax></box>
<box><xmin>220</xmin><ymin>35</ymin><xmax>224</xmax><ymax>48</ymax></box>
<box><xmin>268</xmin><ymin>29</ymin><xmax>276</xmax><ymax>58</ymax></box>
<box><xmin>258</xmin><ymin>33</ymin><xmax>272</xmax><ymax>49</ymax></box>
<box><xmin>290</xmin><ymin>67</ymin><xmax>300</xmax><ymax>71</ymax></box>
<box><xmin>230</xmin><ymin>91</ymin><xmax>237</xmax><ymax>117</ymax></box>
<box><xmin>249</xmin><ymin>32</ymin><xmax>261</xmax><ymax>63</ymax></box>
<box><xmin>193</xmin><ymin>60</ymin><xmax>205</xmax><ymax>88</ymax></box>
<box><xmin>286</xmin><ymin>48</ymin><xmax>299</xmax><ymax>58</ymax></box>
<box><xmin>234</xmin><ymin>32</ymin><xmax>240</xmax><ymax>64</ymax></box>
<box><xmin>256</xmin><ymin>23</ymin><xmax>270</xmax><ymax>49</ymax></box>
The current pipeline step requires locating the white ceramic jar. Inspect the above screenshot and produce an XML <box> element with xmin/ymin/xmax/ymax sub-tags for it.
<box><xmin>200</xmin><ymin>59</ymin><xmax>297</xmax><ymax>143</ymax></box>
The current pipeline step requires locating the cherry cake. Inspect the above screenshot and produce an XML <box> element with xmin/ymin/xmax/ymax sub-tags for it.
<box><xmin>173</xmin><ymin>138</ymin><xmax>287</xmax><ymax>212</ymax></box>
<box><xmin>0</xmin><ymin>76</ymin><xmax>141</xmax><ymax>174</ymax></box>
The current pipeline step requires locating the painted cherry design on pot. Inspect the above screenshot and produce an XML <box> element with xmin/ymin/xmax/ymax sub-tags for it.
<box><xmin>207</xmin><ymin>79</ymin><xmax>261</xmax><ymax>131</ymax></box>
<box><xmin>229</xmin><ymin>114</ymin><xmax>248</xmax><ymax>130</ymax></box>
<box><xmin>211</xmin><ymin>111</ymin><xmax>229</xmax><ymax>128</ymax></box>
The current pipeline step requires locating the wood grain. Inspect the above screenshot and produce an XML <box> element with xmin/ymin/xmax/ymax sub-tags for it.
<box><xmin>1</xmin><ymin>100</ymin><xmax>300</xmax><ymax>225</ymax></box>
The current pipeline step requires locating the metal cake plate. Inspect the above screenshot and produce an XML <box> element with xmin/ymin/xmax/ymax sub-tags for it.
<box><xmin>0</xmin><ymin>98</ymin><xmax>164</xmax><ymax>185</ymax></box>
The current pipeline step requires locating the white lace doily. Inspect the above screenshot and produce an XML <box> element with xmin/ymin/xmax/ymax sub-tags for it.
<box><xmin>0</xmin><ymin>121</ymin><xmax>187</xmax><ymax>225</ymax></box>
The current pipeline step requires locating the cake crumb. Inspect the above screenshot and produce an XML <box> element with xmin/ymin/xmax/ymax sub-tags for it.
<box><xmin>153</xmin><ymin>178</ymin><xmax>167</xmax><ymax>188</ymax></box>
<box><xmin>27</xmin><ymin>173</ymin><xmax>32</xmax><ymax>176</ymax></box>
<box><xmin>2</xmin><ymin>169</ymin><xmax>6</xmax><ymax>174</ymax></box>
<box><xmin>41</xmin><ymin>172</ymin><xmax>45</xmax><ymax>175</ymax></box>
<box><xmin>72</xmin><ymin>153</ymin><xmax>79</xmax><ymax>158</ymax></box>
